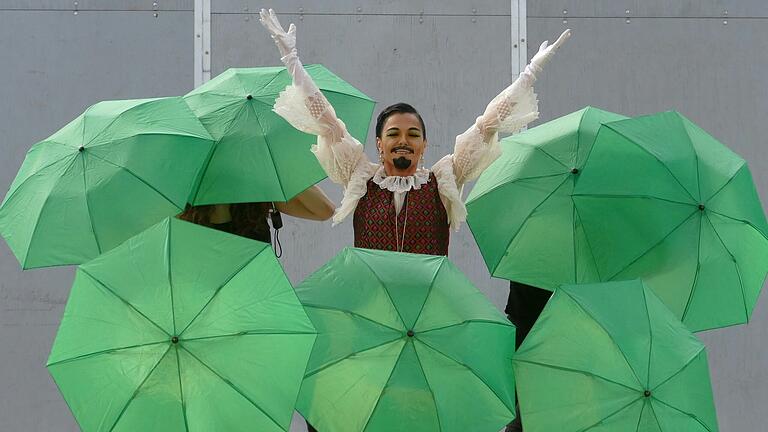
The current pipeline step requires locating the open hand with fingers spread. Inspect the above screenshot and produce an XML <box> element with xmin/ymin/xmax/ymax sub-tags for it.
<box><xmin>259</xmin><ymin>8</ymin><xmax>297</xmax><ymax>57</ymax></box>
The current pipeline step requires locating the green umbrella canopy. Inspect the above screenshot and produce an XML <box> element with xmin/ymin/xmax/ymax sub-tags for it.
<box><xmin>573</xmin><ymin>111</ymin><xmax>768</xmax><ymax>331</ymax></box>
<box><xmin>513</xmin><ymin>279</ymin><xmax>719</xmax><ymax>432</ymax></box>
<box><xmin>467</xmin><ymin>108</ymin><xmax>768</xmax><ymax>332</ymax></box>
<box><xmin>183</xmin><ymin>65</ymin><xmax>376</xmax><ymax>205</ymax></box>
<box><xmin>295</xmin><ymin>247</ymin><xmax>517</xmax><ymax>432</ymax></box>
<box><xmin>466</xmin><ymin>106</ymin><xmax>628</xmax><ymax>289</ymax></box>
<box><xmin>47</xmin><ymin>217</ymin><xmax>316</xmax><ymax>432</ymax></box>
<box><xmin>0</xmin><ymin>97</ymin><xmax>215</xmax><ymax>269</ymax></box>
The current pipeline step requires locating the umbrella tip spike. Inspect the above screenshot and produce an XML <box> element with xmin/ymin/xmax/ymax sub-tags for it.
<box><xmin>246</xmin><ymin>94</ymin><xmax>253</xmax><ymax>100</ymax></box>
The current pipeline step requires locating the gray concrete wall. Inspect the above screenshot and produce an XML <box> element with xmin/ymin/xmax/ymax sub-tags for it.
<box><xmin>0</xmin><ymin>1</ymin><xmax>766</xmax><ymax>431</ymax></box>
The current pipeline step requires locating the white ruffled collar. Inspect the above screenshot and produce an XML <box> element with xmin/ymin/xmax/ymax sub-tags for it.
<box><xmin>371</xmin><ymin>165</ymin><xmax>431</xmax><ymax>193</ymax></box>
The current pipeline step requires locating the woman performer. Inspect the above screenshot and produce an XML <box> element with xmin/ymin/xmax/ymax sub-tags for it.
<box><xmin>259</xmin><ymin>9</ymin><xmax>570</xmax><ymax>257</ymax></box>
<box><xmin>260</xmin><ymin>9</ymin><xmax>570</xmax><ymax>431</ymax></box>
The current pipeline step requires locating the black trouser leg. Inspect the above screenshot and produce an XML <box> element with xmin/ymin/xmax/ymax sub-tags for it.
<box><xmin>505</xmin><ymin>281</ymin><xmax>552</xmax><ymax>432</ymax></box>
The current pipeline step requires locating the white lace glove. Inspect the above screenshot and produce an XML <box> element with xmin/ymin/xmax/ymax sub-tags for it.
<box><xmin>259</xmin><ymin>8</ymin><xmax>345</xmax><ymax>142</ymax></box>
<box><xmin>259</xmin><ymin>8</ymin><xmax>296</xmax><ymax>58</ymax></box>
<box><xmin>476</xmin><ymin>29</ymin><xmax>571</xmax><ymax>136</ymax></box>
<box><xmin>453</xmin><ymin>29</ymin><xmax>572</xmax><ymax>185</ymax></box>
<box><xmin>259</xmin><ymin>8</ymin><xmax>368</xmax><ymax>191</ymax></box>
<box><xmin>528</xmin><ymin>29</ymin><xmax>572</xmax><ymax>76</ymax></box>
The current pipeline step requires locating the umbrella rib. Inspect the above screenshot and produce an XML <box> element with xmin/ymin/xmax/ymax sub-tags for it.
<box><xmin>81</xmin><ymin>153</ymin><xmax>104</xmax><ymax>255</ymax></box>
<box><xmin>233</xmin><ymin>67</ymin><xmax>285</xmax><ymax>101</ymax></box>
<box><xmin>577</xmin><ymin>397</ymin><xmax>644</xmax><ymax>432</ymax></box>
<box><xmin>47</xmin><ymin>340</ymin><xmax>168</xmax><ymax>367</ymax></box>
<box><xmin>647</xmin><ymin>400</ymin><xmax>665</xmax><ymax>432</ymax></box>
<box><xmin>301</xmin><ymin>303</ymin><xmax>404</xmax><ymax>333</ymax></box>
<box><xmin>604</xmin><ymin>125</ymin><xmax>698</xmax><ymax>202</ymax></box>
<box><xmin>303</xmin><ymin>336</ymin><xmax>404</xmax><ymax>379</ymax></box>
<box><xmin>20</xmin><ymin>154</ymin><xmax>81</xmax><ymax>267</ymax></box>
<box><xmin>572</xmin><ymin>196</ymin><xmax>578</xmax><ymax>282</ymax></box>
<box><xmin>571</xmin><ymin>193</ymin><xmax>694</xmax><ymax>208</ymax></box>
<box><xmin>411</xmin><ymin>259</ymin><xmax>446</xmax><ymax>330</ymax></box>
<box><xmin>179</xmin><ymin>345</ymin><xmax>288</xmax><ymax>431</ymax></box>
<box><xmin>167</xmin><ymin>219</ymin><xmax>177</xmax><ymax>335</ymax></box>
<box><xmin>680</xmin><ymin>214</ymin><xmax>704</xmax><ymax>323</ymax></box>
<box><xmin>707</xmin><ymin>208</ymin><xmax>768</xmax><ymax>242</ymax></box>
<box><xmin>315</xmin><ymin>88</ymin><xmax>376</xmax><ymax>105</ymax></box>
<box><xmin>82</xmin><ymin>99</ymin><xmax>157</xmax><ymax>148</ymax></box>
<box><xmin>525</xmin><ymin>142</ymin><xmax>570</xmax><ymax>169</ymax></box>
<box><xmin>359</xmin><ymin>340</ymin><xmax>409</xmax><ymax>432</ymax></box>
<box><xmin>189</xmin><ymin>101</ymin><xmax>248</xmax><ymax>203</ymax></box>
<box><xmin>512</xmin><ymin>359</ymin><xmax>641</xmax><ymax>393</ymax></box>
<box><xmin>642</xmin><ymin>286</ymin><xmax>653</xmax><ymax>390</ymax></box>
<box><xmin>491</xmin><ymin>174</ymin><xmax>572</xmax><ymax>276</ymax></box>
<box><xmin>352</xmin><ymin>252</ymin><xmax>409</xmax><ymax>329</ymax></box>
<box><xmin>0</xmin><ymin>150</ymin><xmax>73</xmax><ymax>207</ymax></box>
<box><xmin>702</xmin><ymin>163</ymin><xmax>746</xmax><ymax>203</ymax></box>
<box><xmin>182</xmin><ymin>330</ymin><xmax>317</xmax><ymax>343</ymax></box>
<box><xmin>84</xmin><ymin>151</ymin><xmax>182</xmax><ymax>210</ymax></box>
<box><xmin>633</xmin><ymin>400</ymin><xmax>648</xmax><ymax>432</ymax></box>
<box><xmin>649</xmin><ymin>347</ymin><xmax>705</xmax><ymax>393</ymax></box>
<box><xmin>418</xmin><ymin>319</ymin><xmax>513</xmax><ymax>335</ymax></box>
<box><xmin>572</xmin><ymin>200</ymin><xmax>603</xmax><ymax>281</ymax></box>
<box><xmin>251</xmin><ymin>105</ymin><xmax>287</xmax><ymax>199</ymax></box>
<box><xmin>411</xmin><ymin>340</ymin><xmax>444</xmax><ymax>431</ymax></box>
<box><xmin>651</xmin><ymin>396</ymin><xmax>715</xmax><ymax>432</ymax></box>
<box><xmin>80</xmin><ymin>268</ymin><xmax>171</xmax><ymax>336</ymax></box>
<box><xmin>466</xmin><ymin>172</ymin><xmax>568</xmax><ymax>205</ymax></box>
<box><xmin>107</xmin><ymin>345</ymin><xmax>173</xmax><ymax>432</ymax></box>
<box><xmin>417</xmin><ymin>338</ymin><xmax>514</xmax><ymax>412</ymax></box>
<box><xmin>704</xmin><ymin>213</ymin><xmax>751</xmax><ymax>323</ymax></box>
<box><xmin>561</xmin><ymin>290</ymin><xmax>645</xmax><ymax>386</ymax></box>
<box><xmin>174</xmin><ymin>347</ymin><xmax>191</xmax><ymax>432</ymax></box>
<box><xmin>177</xmin><ymin>247</ymin><xmax>267</xmax><ymax>336</ymax></box>
<box><xmin>605</xmin><ymin>209</ymin><xmax>699</xmax><ymax>282</ymax></box>
<box><xmin>678</xmin><ymin>116</ymin><xmax>704</xmax><ymax>202</ymax></box>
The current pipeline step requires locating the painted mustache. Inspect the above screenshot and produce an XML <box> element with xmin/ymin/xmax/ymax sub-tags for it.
<box><xmin>391</xmin><ymin>146</ymin><xmax>414</xmax><ymax>154</ymax></box>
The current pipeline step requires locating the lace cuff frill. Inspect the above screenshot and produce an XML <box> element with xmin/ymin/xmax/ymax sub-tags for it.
<box><xmin>332</xmin><ymin>159</ymin><xmax>378</xmax><ymax>226</ymax></box>
<box><xmin>274</xmin><ymin>83</ymin><xmax>365</xmax><ymax>186</ymax></box>
<box><xmin>432</xmin><ymin>155</ymin><xmax>467</xmax><ymax>231</ymax></box>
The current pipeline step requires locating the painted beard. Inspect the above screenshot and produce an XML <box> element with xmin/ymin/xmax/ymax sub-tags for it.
<box><xmin>393</xmin><ymin>156</ymin><xmax>412</xmax><ymax>170</ymax></box>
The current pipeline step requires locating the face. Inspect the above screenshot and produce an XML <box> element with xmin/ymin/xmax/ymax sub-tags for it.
<box><xmin>376</xmin><ymin>112</ymin><xmax>427</xmax><ymax>176</ymax></box>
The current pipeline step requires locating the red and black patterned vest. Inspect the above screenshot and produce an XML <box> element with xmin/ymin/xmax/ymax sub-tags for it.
<box><xmin>353</xmin><ymin>173</ymin><xmax>450</xmax><ymax>256</ymax></box>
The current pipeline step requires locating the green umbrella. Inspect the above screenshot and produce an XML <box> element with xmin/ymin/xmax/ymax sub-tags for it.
<box><xmin>466</xmin><ymin>107</ymin><xmax>627</xmax><ymax>288</ymax></box>
<box><xmin>183</xmin><ymin>65</ymin><xmax>376</xmax><ymax>205</ymax></box>
<box><xmin>467</xmin><ymin>108</ymin><xmax>768</xmax><ymax>331</ymax></box>
<box><xmin>573</xmin><ymin>111</ymin><xmax>768</xmax><ymax>331</ymax></box>
<box><xmin>513</xmin><ymin>279</ymin><xmax>719</xmax><ymax>432</ymax></box>
<box><xmin>295</xmin><ymin>247</ymin><xmax>517</xmax><ymax>432</ymax></box>
<box><xmin>0</xmin><ymin>97</ymin><xmax>215</xmax><ymax>269</ymax></box>
<box><xmin>47</xmin><ymin>217</ymin><xmax>316</xmax><ymax>432</ymax></box>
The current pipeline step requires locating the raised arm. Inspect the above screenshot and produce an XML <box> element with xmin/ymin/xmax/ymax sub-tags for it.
<box><xmin>447</xmin><ymin>29</ymin><xmax>572</xmax><ymax>186</ymax></box>
<box><xmin>259</xmin><ymin>9</ymin><xmax>369</xmax><ymax>187</ymax></box>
